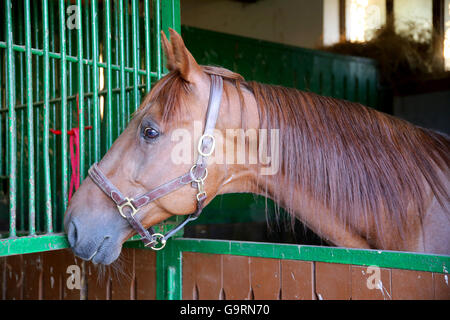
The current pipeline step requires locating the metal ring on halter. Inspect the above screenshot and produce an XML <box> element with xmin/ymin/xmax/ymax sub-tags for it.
<box><xmin>197</xmin><ymin>133</ymin><xmax>216</xmax><ymax>157</ymax></box>
<box><xmin>189</xmin><ymin>164</ymin><xmax>208</xmax><ymax>182</ymax></box>
<box><xmin>146</xmin><ymin>233</ymin><xmax>166</xmax><ymax>250</ymax></box>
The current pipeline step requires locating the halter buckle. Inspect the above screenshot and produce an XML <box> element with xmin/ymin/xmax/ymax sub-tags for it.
<box><xmin>117</xmin><ymin>197</ymin><xmax>138</xmax><ymax>219</ymax></box>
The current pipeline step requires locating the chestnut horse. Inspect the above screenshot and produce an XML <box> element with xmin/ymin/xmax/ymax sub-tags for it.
<box><xmin>64</xmin><ymin>29</ymin><xmax>449</xmax><ymax>265</ymax></box>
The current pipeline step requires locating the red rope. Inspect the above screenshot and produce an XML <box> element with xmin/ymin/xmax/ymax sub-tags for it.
<box><xmin>50</xmin><ymin>94</ymin><xmax>92</xmax><ymax>202</ymax></box>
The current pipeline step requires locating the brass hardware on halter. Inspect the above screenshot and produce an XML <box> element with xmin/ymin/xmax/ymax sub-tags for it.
<box><xmin>117</xmin><ymin>197</ymin><xmax>138</xmax><ymax>218</ymax></box>
<box><xmin>190</xmin><ymin>164</ymin><xmax>208</xmax><ymax>200</ymax></box>
<box><xmin>196</xmin><ymin>179</ymin><xmax>207</xmax><ymax>201</ymax></box>
<box><xmin>145</xmin><ymin>233</ymin><xmax>166</xmax><ymax>250</ymax></box>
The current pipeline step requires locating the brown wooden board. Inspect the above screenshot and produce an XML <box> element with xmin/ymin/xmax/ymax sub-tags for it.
<box><xmin>0</xmin><ymin>257</ymin><xmax>5</xmax><ymax>299</ymax></box>
<box><xmin>61</xmin><ymin>249</ymin><xmax>83</xmax><ymax>300</ymax></box>
<box><xmin>433</xmin><ymin>273</ymin><xmax>450</xmax><ymax>300</ymax></box>
<box><xmin>86</xmin><ymin>262</ymin><xmax>110</xmax><ymax>300</ymax></box>
<box><xmin>250</xmin><ymin>257</ymin><xmax>281</xmax><ymax>300</ymax></box>
<box><xmin>281</xmin><ymin>260</ymin><xmax>314</xmax><ymax>300</ymax></box>
<box><xmin>22</xmin><ymin>252</ymin><xmax>43</xmax><ymax>300</ymax></box>
<box><xmin>42</xmin><ymin>250</ymin><xmax>63</xmax><ymax>299</ymax></box>
<box><xmin>4</xmin><ymin>254</ymin><xmax>24</xmax><ymax>300</ymax></box>
<box><xmin>315</xmin><ymin>262</ymin><xmax>351</xmax><ymax>300</ymax></box>
<box><xmin>111</xmin><ymin>248</ymin><xmax>135</xmax><ymax>300</ymax></box>
<box><xmin>194</xmin><ymin>253</ymin><xmax>223</xmax><ymax>300</ymax></box>
<box><xmin>351</xmin><ymin>265</ymin><xmax>392</xmax><ymax>300</ymax></box>
<box><xmin>134</xmin><ymin>249</ymin><xmax>156</xmax><ymax>300</ymax></box>
<box><xmin>223</xmin><ymin>255</ymin><xmax>251</xmax><ymax>300</ymax></box>
<box><xmin>182</xmin><ymin>252</ymin><xmax>197</xmax><ymax>300</ymax></box>
<box><xmin>391</xmin><ymin>269</ymin><xmax>434</xmax><ymax>300</ymax></box>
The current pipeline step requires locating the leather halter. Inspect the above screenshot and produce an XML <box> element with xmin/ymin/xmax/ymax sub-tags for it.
<box><xmin>88</xmin><ymin>75</ymin><xmax>223</xmax><ymax>250</ymax></box>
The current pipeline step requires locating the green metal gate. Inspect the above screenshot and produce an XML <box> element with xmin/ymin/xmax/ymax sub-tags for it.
<box><xmin>0</xmin><ymin>0</ymin><xmax>180</xmax><ymax>255</ymax></box>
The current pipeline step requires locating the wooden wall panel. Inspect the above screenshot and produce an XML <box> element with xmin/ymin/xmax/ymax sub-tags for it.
<box><xmin>86</xmin><ymin>262</ymin><xmax>110</xmax><ymax>300</ymax></box>
<box><xmin>22</xmin><ymin>253</ymin><xmax>43</xmax><ymax>300</ymax></box>
<box><xmin>433</xmin><ymin>273</ymin><xmax>450</xmax><ymax>300</ymax></box>
<box><xmin>1</xmin><ymin>249</ymin><xmax>447</xmax><ymax>300</ymax></box>
<box><xmin>182</xmin><ymin>252</ymin><xmax>223</xmax><ymax>299</ymax></box>
<box><xmin>250</xmin><ymin>257</ymin><xmax>280</xmax><ymax>300</ymax></box>
<box><xmin>351</xmin><ymin>266</ymin><xmax>392</xmax><ymax>300</ymax></box>
<box><xmin>111</xmin><ymin>248</ymin><xmax>135</xmax><ymax>300</ymax></box>
<box><xmin>134</xmin><ymin>249</ymin><xmax>156</xmax><ymax>300</ymax></box>
<box><xmin>4</xmin><ymin>255</ymin><xmax>24</xmax><ymax>300</ymax></box>
<box><xmin>223</xmin><ymin>255</ymin><xmax>251</xmax><ymax>300</ymax></box>
<box><xmin>281</xmin><ymin>260</ymin><xmax>314</xmax><ymax>300</ymax></box>
<box><xmin>61</xmin><ymin>250</ymin><xmax>83</xmax><ymax>300</ymax></box>
<box><xmin>42</xmin><ymin>251</ymin><xmax>63</xmax><ymax>299</ymax></box>
<box><xmin>182</xmin><ymin>252</ymin><xmax>196</xmax><ymax>300</ymax></box>
<box><xmin>0</xmin><ymin>257</ymin><xmax>5</xmax><ymax>299</ymax></box>
<box><xmin>315</xmin><ymin>262</ymin><xmax>351</xmax><ymax>300</ymax></box>
<box><xmin>195</xmin><ymin>253</ymin><xmax>223</xmax><ymax>300</ymax></box>
<box><xmin>391</xmin><ymin>269</ymin><xmax>434</xmax><ymax>300</ymax></box>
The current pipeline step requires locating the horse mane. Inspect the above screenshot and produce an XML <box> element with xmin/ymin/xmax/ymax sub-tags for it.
<box><xmin>139</xmin><ymin>66</ymin><xmax>450</xmax><ymax>248</ymax></box>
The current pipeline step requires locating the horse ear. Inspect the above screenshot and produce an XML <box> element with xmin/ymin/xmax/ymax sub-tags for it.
<box><xmin>162</xmin><ymin>28</ymin><xmax>202</xmax><ymax>83</ymax></box>
<box><xmin>161</xmin><ymin>31</ymin><xmax>177</xmax><ymax>71</ymax></box>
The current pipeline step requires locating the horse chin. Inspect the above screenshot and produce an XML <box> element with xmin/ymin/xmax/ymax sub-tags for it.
<box><xmin>89</xmin><ymin>236</ymin><xmax>123</xmax><ymax>265</ymax></box>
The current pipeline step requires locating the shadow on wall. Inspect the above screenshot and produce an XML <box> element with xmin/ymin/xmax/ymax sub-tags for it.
<box><xmin>393</xmin><ymin>77</ymin><xmax>450</xmax><ymax>135</ymax></box>
<box><xmin>394</xmin><ymin>91</ymin><xmax>450</xmax><ymax>136</ymax></box>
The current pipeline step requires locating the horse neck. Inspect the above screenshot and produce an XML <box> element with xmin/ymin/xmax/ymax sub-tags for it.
<box><xmin>216</xmin><ymin>81</ymin><xmax>295</xmax><ymax>203</ymax></box>
<box><xmin>217</xmin><ymin>80</ymin><xmax>433</xmax><ymax>251</ymax></box>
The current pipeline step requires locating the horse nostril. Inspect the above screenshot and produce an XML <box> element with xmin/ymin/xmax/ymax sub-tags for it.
<box><xmin>67</xmin><ymin>220</ymin><xmax>78</xmax><ymax>248</ymax></box>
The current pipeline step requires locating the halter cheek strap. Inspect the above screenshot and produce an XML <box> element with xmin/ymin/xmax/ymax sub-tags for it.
<box><xmin>88</xmin><ymin>75</ymin><xmax>223</xmax><ymax>250</ymax></box>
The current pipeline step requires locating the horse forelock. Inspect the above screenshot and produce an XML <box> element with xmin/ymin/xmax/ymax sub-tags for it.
<box><xmin>135</xmin><ymin>66</ymin><xmax>245</xmax><ymax>126</ymax></box>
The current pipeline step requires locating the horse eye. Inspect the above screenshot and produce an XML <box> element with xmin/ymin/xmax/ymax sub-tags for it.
<box><xmin>143</xmin><ymin>127</ymin><xmax>159</xmax><ymax>140</ymax></box>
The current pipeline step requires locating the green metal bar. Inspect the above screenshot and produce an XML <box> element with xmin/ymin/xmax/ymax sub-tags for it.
<box><xmin>124</xmin><ymin>0</ymin><xmax>131</xmax><ymax>121</ymax></box>
<box><xmin>164</xmin><ymin>239</ymin><xmax>450</xmax><ymax>274</ymax></box>
<box><xmin>59</xmin><ymin>0</ymin><xmax>68</xmax><ymax>213</ymax></box>
<box><xmin>144</xmin><ymin>0</ymin><xmax>151</xmax><ymax>92</ymax></box>
<box><xmin>91</xmin><ymin>0</ymin><xmax>100</xmax><ymax>162</ymax></box>
<box><xmin>0</xmin><ymin>86</ymin><xmax>147</xmax><ymax>115</ymax></box>
<box><xmin>77</xmin><ymin>0</ymin><xmax>85</xmax><ymax>181</ymax></box>
<box><xmin>113</xmin><ymin>0</ymin><xmax>120</xmax><ymax>138</ymax></box>
<box><xmin>0</xmin><ymin>84</ymin><xmax>147</xmax><ymax>113</ymax></box>
<box><xmin>166</xmin><ymin>266</ymin><xmax>177</xmax><ymax>300</ymax></box>
<box><xmin>18</xmin><ymin>0</ymin><xmax>25</xmax><ymax>233</ymax></box>
<box><xmin>105</xmin><ymin>0</ymin><xmax>113</xmax><ymax>148</ymax></box>
<box><xmin>6</xmin><ymin>0</ymin><xmax>17</xmax><ymax>237</ymax></box>
<box><xmin>131</xmin><ymin>0</ymin><xmax>139</xmax><ymax>112</ymax></box>
<box><xmin>24</xmin><ymin>0</ymin><xmax>35</xmax><ymax>235</ymax></box>
<box><xmin>49</xmin><ymin>0</ymin><xmax>58</xmax><ymax>231</ymax></box>
<box><xmin>154</xmin><ymin>0</ymin><xmax>162</xmax><ymax>79</ymax></box>
<box><xmin>67</xmin><ymin>0</ymin><xmax>73</xmax><ymax>155</ymax></box>
<box><xmin>84</xmin><ymin>2</ymin><xmax>92</xmax><ymax>171</ymax></box>
<box><xmin>118</xmin><ymin>0</ymin><xmax>126</xmax><ymax>131</ymax></box>
<box><xmin>0</xmin><ymin>42</ymin><xmax>156</xmax><ymax>77</ymax></box>
<box><xmin>42</xmin><ymin>0</ymin><xmax>53</xmax><ymax>233</ymax></box>
<box><xmin>0</xmin><ymin>234</ymin><xmax>69</xmax><ymax>257</ymax></box>
<box><xmin>32</xmin><ymin>0</ymin><xmax>41</xmax><ymax>233</ymax></box>
<box><xmin>0</xmin><ymin>51</ymin><xmax>3</xmax><ymax>177</ymax></box>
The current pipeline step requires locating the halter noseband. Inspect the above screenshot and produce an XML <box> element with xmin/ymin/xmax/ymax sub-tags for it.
<box><xmin>87</xmin><ymin>75</ymin><xmax>223</xmax><ymax>250</ymax></box>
